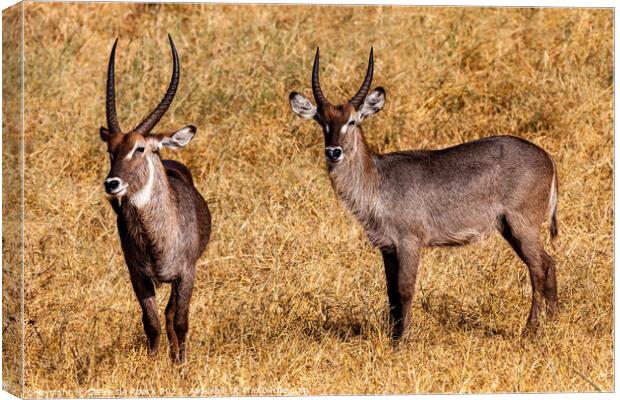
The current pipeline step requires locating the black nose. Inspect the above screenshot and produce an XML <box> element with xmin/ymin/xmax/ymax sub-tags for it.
<box><xmin>104</xmin><ymin>179</ymin><xmax>120</xmax><ymax>193</ymax></box>
<box><xmin>325</xmin><ymin>147</ymin><xmax>343</xmax><ymax>161</ymax></box>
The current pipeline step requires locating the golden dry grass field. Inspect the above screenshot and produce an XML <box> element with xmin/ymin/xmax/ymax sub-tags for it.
<box><xmin>7</xmin><ymin>2</ymin><xmax>615</xmax><ymax>396</ymax></box>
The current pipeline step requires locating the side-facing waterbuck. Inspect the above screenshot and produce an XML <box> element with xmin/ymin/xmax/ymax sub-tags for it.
<box><xmin>100</xmin><ymin>35</ymin><xmax>211</xmax><ymax>363</ymax></box>
<box><xmin>289</xmin><ymin>48</ymin><xmax>558</xmax><ymax>339</ymax></box>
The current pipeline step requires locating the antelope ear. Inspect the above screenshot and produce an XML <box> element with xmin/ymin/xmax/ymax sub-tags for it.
<box><xmin>359</xmin><ymin>87</ymin><xmax>385</xmax><ymax>119</ymax></box>
<box><xmin>162</xmin><ymin>125</ymin><xmax>196</xmax><ymax>148</ymax></box>
<box><xmin>289</xmin><ymin>92</ymin><xmax>317</xmax><ymax>120</ymax></box>
<box><xmin>100</xmin><ymin>126</ymin><xmax>111</xmax><ymax>142</ymax></box>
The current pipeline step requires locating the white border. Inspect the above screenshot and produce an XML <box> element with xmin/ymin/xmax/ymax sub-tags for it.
<box><xmin>0</xmin><ymin>1</ymin><xmax>615</xmax><ymax>400</ymax></box>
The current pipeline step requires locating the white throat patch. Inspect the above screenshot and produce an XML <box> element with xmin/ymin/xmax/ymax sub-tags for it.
<box><xmin>130</xmin><ymin>156</ymin><xmax>154</xmax><ymax>208</ymax></box>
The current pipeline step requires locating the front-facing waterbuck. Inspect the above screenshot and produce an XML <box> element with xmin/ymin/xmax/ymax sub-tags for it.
<box><xmin>289</xmin><ymin>48</ymin><xmax>558</xmax><ymax>339</ymax></box>
<box><xmin>100</xmin><ymin>35</ymin><xmax>211</xmax><ymax>363</ymax></box>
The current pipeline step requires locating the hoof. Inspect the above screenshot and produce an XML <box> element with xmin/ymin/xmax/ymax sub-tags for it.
<box><xmin>171</xmin><ymin>350</ymin><xmax>186</xmax><ymax>365</ymax></box>
<box><xmin>147</xmin><ymin>339</ymin><xmax>160</xmax><ymax>357</ymax></box>
<box><xmin>390</xmin><ymin>329</ymin><xmax>411</xmax><ymax>348</ymax></box>
<box><xmin>546</xmin><ymin>304</ymin><xmax>559</xmax><ymax>319</ymax></box>
<box><xmin>521</xmin><ymin>323</ymin><xmax>539</xmax><ymax>338</ymax></box>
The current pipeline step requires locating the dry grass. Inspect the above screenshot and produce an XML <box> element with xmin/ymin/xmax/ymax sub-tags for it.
<box><xmin>12</xmin><ymin>3</ymin><xmax>614</xmax><ymax>396</ymax></box>
<box><xmin>3</xmin><ymin>4</ymin><xmax>25</xmax><ymax>396</ymax></box>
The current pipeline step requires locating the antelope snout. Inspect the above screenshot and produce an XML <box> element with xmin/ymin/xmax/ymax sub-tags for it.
<box><xmin>325</xmin><ymin>146</ymin><xmax>343</xmax><ymax>163</ymax></box>
<box><xmin>104</xmin><ymin>177</ymin><xmax>127</xmax><ymax>196</ymax></box>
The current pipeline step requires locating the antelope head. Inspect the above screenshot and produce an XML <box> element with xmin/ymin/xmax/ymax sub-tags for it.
<box><xmin>101</xmin><ymin>35</ymin><xmax>196</xmax><ymax>199</ymax></box>
<box><xmin>289</xmin><ymin>48</ymin><xmax>385</xmax><ymax>164</ymax></box>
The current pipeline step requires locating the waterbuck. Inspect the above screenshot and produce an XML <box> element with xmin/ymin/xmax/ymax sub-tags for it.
<box><xmin>100</xmin><ymin>35</ymin><xmax>211</xmax><ymax>363</ymax></box>
<box><xmin>289</xmin><ymin>48</ymin><xmax>558</xmax><ymax>339</ymax></box>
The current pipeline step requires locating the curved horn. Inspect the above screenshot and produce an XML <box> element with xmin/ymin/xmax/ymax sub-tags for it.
<box><xmin>311</xmin><ymin>47</ymin><xmax>328</xmax><ymax>108</ymax></box>
<box><xmin>349</xmin><ymin>47</ymin><xmax>374</xmax><ymax>109</ymax></box>
<box><xmin>106</xmin><ymin>38</ymin><xmax>122</xmax><ymax>134</ymax></box>
<box><xmin>132</xmin><ymin>34</ymin><xmax>180</xmax><ymax>135</ymax></box>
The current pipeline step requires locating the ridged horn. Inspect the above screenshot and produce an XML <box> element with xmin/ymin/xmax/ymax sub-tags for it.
<box><xmin>349</xmin><ymin>47</ymin><xmax>374</xmax><ymax>109</ymax></box>
<box><xmin>312</xmin><ymin>47</ymin><xmax>329</xmax><ymax>108</ymax></box>
<box><xmin>132</xmin><ymin>34</ymin><xmax>180</xmax><ymax>135</ymax></box>
<box><xmin>106</xmin><ymin>38</ymin><xmax>122</xmax><ymax>134</ymax></box>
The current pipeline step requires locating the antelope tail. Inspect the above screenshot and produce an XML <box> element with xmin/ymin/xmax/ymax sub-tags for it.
<box><xmin>549</xmin><ymin>159</ymin><xmax>559</xmax><ymax>241</ymax></box>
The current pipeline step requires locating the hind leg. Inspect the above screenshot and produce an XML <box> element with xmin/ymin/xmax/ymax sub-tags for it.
<box><xmin>165</xmin><ymin>282</ymin><xmax>179</xmax><ymax>361</ymax></box>
<box><xmin>172</xmin><ymin>268</ymin><xmax>195</xmax><ymax>364</ymax></box>
<box><xmin>542</xmin><ymin>252</ymin><xmax>558</xmax><ymax>317</ymax></box>
<box><xmin>500</xmin><ymin>215</ymin><xmax>549</xmax><ymax>334</ymax></box>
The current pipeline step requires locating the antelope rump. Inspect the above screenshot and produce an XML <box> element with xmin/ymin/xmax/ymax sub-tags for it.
<box><xmin>289</xmin><ymin>48</ymin><xmax>559</xmax><ymax>340</ymax></box>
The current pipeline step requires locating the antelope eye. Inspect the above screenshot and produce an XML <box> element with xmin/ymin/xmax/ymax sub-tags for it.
<box><xmin>348</xmin><ymin>121</ymin><xmax>355</xmax><ymax>126</ymax></box>
<box><xmin>136</xmin><ymin>146</ymin><xmax>145</xmax><ymax>153</ymax></box>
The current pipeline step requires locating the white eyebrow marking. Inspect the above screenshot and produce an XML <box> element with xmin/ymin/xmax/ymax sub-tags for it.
<box><xmin>125</xmin><ymin>140</ymin><xmax>147</xmax><ymax>160</ymax></box>
<box><xmin>341</xmin><ymin>118</ymin><xmax>354</xmax><ymax>134</ymax></box>
<box><xmin>124</xmin><ymin>141</ymin><xmax>141</xmax><ymax>160</ymax></box>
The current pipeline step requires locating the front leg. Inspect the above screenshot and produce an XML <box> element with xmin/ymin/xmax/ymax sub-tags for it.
<box><xmin>128</xmin><ymin>267</ymin><xmax>161</xmax><ymax>356</ymax></box>
<box><xmin>382</xmin><ymin>240</ymin><xmax>420</xmax><ymax>341</ymax></box>
<box><xmin>382</xmin><ymin>250</ymin><xmax>402</xmax><ymax>340</ymax></box>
